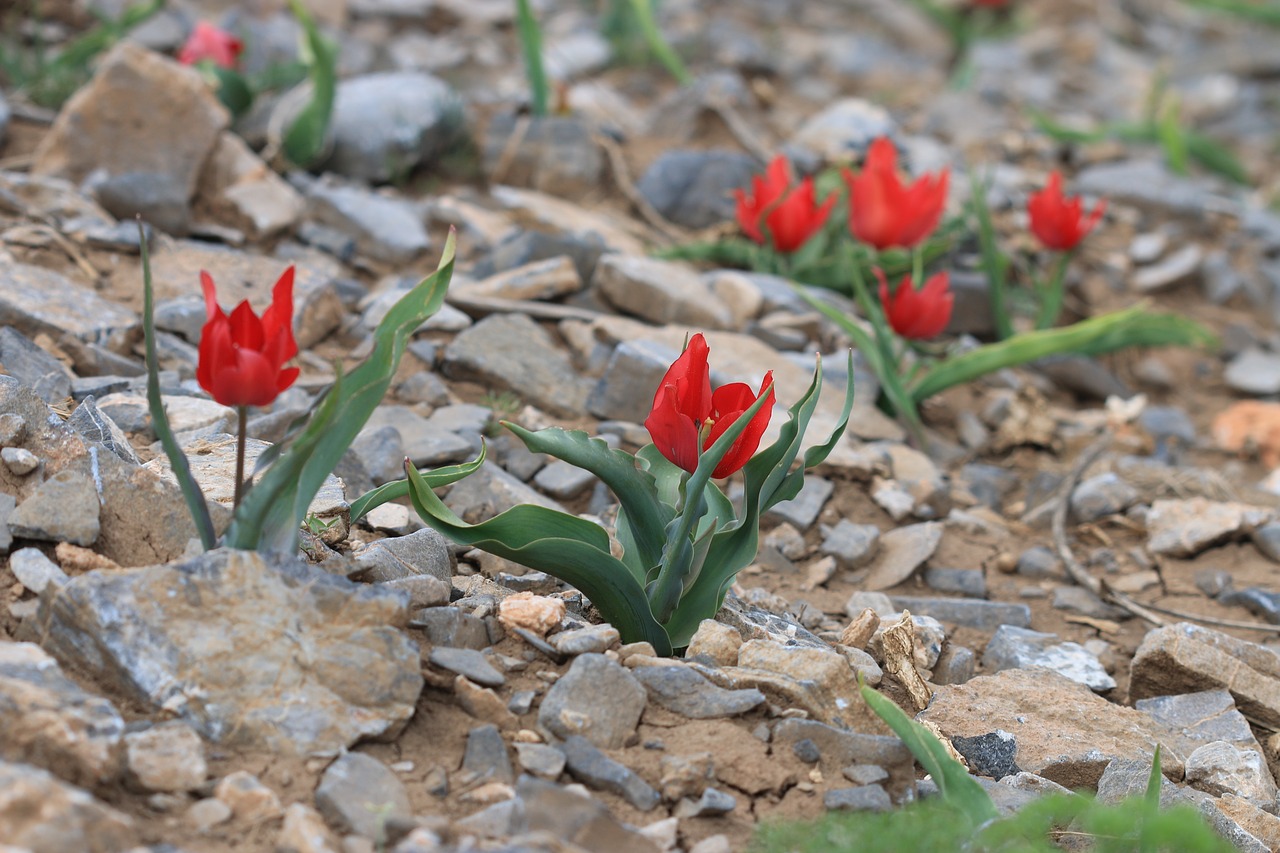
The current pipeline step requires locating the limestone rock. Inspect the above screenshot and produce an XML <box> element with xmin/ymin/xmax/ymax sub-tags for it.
<box><xmin>33</xmin><ymin>549</ymin><xmax>423</xmax><ymax>755</ymax></box>
<box><xmin>0</xmin><ymin>759</ymin><xmax>136</xmax><ymax>853</ymax></box>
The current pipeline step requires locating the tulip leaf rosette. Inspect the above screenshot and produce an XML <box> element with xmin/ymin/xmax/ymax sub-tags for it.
<box><xmin>397</xmin><ymin>334</ymin><xmax>856</xmax><ymax>654</ymax></box>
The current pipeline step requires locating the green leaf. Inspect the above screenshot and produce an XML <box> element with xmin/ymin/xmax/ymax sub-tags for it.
<box><xmin>348</xmin><ymin>450</ymin><xmax>488</xmax><ymax>523</ymax></box>
<box><xmin>403</xmin><ymin>459</ymin><xmax>672</xmax><ymax>653</ymax></box>
<box><xmin>1156</xmin><ymin>99</ymin><xmax>1190</xmax><ymax>176</ymax></box>
<box><xmin>1184</xmin><ymin>131</ymin><xmax>1250</xmax><ymax>184</ymax></box>
<box><xmin>224</xmin><ymin>230</ymin><xmax>457</xmax><ymax>552</ymax></box>
<box><xmin>627</xmin><ymin>0</ymin><xmax>692</xmax><ymax>84</ymax></box>
<box><xmin>968</xmin><ymin>170</ymin><xmax>1015</xmax><ymax>339</ymax></box>
<box><xmin>858</xmin><ymin>679</ymin><xmax>1000</xmax><ymax>828</ymax></box>
<box><xmin>281</xmin><ymin>0</ymin><xmax>338</xmax><ymax>168</ymax></box>
<box><xmin>211</xmin><ymin>66</ymin><xmax>255</xmax><ymax>119</ymax></box>
<box><xmin>139</xmin><ymin>221</ymin><xmax>216</xmax><ymax>552</ymax></box>
<box><xmin>514</xmin><ymin>0</ymin><xmax>550</xmax><ymax>116</ymax></box>
<box><xmin>909</xmin><ymin>305</ymin><xmax>1217</xmax><ymax>403</ymax></box>
<box><xmin>503</xmin><ymin>424</ymin><xmax>673</xmax><ymax>585</ymax></box>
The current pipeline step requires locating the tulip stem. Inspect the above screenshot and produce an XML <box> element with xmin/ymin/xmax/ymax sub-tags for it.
<box><xmin>234</xmin><ymin>406</ymin><xmax>247</xmax><ymax>510</ymax></box>
<box><xmin>1034</xmin><ymin>252</ymin><xmax>1072</xmax><ymax>331</ymax></box>
<box><xmin>912</xmin><ymin>247</ymin><xmax>924</xmax><ymax>290</ymax></box>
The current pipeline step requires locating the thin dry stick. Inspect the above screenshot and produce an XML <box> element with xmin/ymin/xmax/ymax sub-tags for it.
<box><xmin>1136</xmin><ymin>601</ymin><xmax>1280</xmax><ymax>633</ymax></box>
<box><xmin>488</xmin><ymin>114</ymin><xmax>533</xmax><ymax>186</ymax></box>
<box><xmin>1052</xmin><ymin>433</ymin><xmax>1167</xmax><ymax>627</ymax></box>
<box><xmin>592</xmin><ymin>132</ymin><xmax>688</xmax><ymax>245</ymax></box>
<box><xmin>704</xmin><ymin>95</ymin><xmax>774</xmax><ymax>165</ymax></box>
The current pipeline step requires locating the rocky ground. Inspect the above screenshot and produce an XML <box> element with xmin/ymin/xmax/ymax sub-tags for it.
<box><xmin>3</xmin><ymin>0</ymin><xmax>1280</xmax><ymax>851</ymax></box>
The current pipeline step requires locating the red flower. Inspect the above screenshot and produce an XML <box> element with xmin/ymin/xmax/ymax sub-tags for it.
<box><xmin>1027</xmin><ymin>171</ymin><xmax>1106</xmax><ymax>251</ymax></box>
<box><xmin>877</xmin><ymin>269</ymin><xmax>954</xmax><ymax>340</ymax></box>
<box><xmin>178</xmin><ymin>22</ymin><xmax>243</xmax><ymax>69</ymax></box>
<box><xmin>845</xmin><ymin>137</ymin><xmax>950</xmax><ymax>250</ymax></box>
<box><xmin>644</xmin><ymin>334</ymin><xmax>775</xmax><ymax>479</ymax></box>
<box><xmin>735</xmin><ymin>155</ymin><xmax>836</xmax><ymax>254</ymax></box>
<box><xmin>197</xmin><ymin>268</ymin><xmax>300</xmax><ymax>408</ymax></box>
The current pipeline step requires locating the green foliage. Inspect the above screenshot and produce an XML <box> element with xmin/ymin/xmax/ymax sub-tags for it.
<box><xmin>0</xmin><ymin>0</ymin><xmax>161</xmax><ymax>108</ymax></box>
<box><xmin>281</xmin><ymin>0</ymin><xmax>338</xmax><ymax>168</ymax></box>
<box><xmin>400</xmin><ymin>354</ymin><xmax>855</xmax><ymax>653</ymax></box>
<box><xmin>598</xmin><ymin>0</ymin><xmax>690</xmax><ymax>83</ymax></box>
<box><xmin>515</xmin><ymin>0</ymin><xmax>550</xmax><ymax>116</ymax></box>
<box><xmin>755</xmin><ymin>687</ymin><xmax>1237</xmax><ymax>853</ymax></box>
<box><xmin>220</xmin><ymin>230</ymin><xmax>457</xmax><ymax>554</ymax></box>
<box><xmin>1180</xmin><ymin>0</ymin><xmax>1280</xmax><ymax>26</ymax></box>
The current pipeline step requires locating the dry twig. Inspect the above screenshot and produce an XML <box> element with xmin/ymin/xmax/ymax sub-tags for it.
<box><xmin>592</xmin><ymin>132</ymin><xmax>688</xmax><ymax>245</ymax></box>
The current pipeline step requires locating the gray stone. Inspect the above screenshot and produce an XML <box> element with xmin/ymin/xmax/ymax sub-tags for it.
<box><xmin>533</xmin><ymin>460</ymin><xmax>597</xmax><ymax>500</ymax></box>
<box><xmin>429</xmin><ymin>647</ymin><xmax>504</xmax><ymax>688</ymax></box>
<box><xmin>558</xmin><ymin>735</ymin><xmax>660</xmax><ymax>811</ymax></box>
<box><xmin>864</xmin><ymin>522</ymin><xmax>944</xmax><ymax>590</ymax></box>
<box><xmin>636</xmin><ymin>149</ymin><xmax>759</xmax><ymax>229</ymax></box>
<box><xmin>1016</xmin><ymin>545</ymin><xmax>1062</xmax><ymax>578</ymax></box>
<box><xmin>514</xmin><ymin>742</ymin><xmax>565</xmax><ymax>779</ymax></box>
<box><xmin>0</xmin><ymin>412</ymin><xmax>26</xmax><ymax>446</ymax></box>
<box><xmin>478</xmin><ymin>228</ymin><xmax>608</xmax><ymax>284</ymax></box>
<box><xmin>1071</xmin><ymin>473</ymin><xmax>1140</xmax><ymax>522</ymax></box>
<box><xmin>352</xmin><ymin>528</ymin><xmax>455</xmax><ymax>584</ymax></box>
<box><xmin>923</xmin><ymin>567</ymin><xmax>987</xmax><ymax>597</ymax></box>
<box><xmin>593</xmin><ymin>255</ymin><xmax>734</xmax><ymax>330</ymax></box>
<box><xmin>445</xmin><ymin>461</ymin><xmax>568</xmax><ymax>521</ymax></box>
<box><xmin>1052</xmin><ymin>586</ymin><xmax>1131</xmax><ymax>621</ymax></box>
<box><xmin>360</xmin><ymin>406</ymin><xmax>473</xmax><ymax>468</ymax></box>
<box><xmin>0</xmin><ymin>759</ymin><xmax>136</xmax><ymax>851</ymax></box>
<box><xmin>538</xmin><ymin>654</ymin><xmax>647</xmax><ymax>749</ymax></box>
<box><xmin>0</xmin><ymin>493</ymin><xmax>16</xmax><ymax>553</ymax></box>
<box><xmin>1075</xmin><ymin>159</ymin><xmax>1232</xmax><ymax>219</ymax></box>
<box><xmin>443</xmin><ymin>313</ymin><xmax>592</xmax><ymax>417</ymax></box>
<box><xmin>483</xmin><ymin>113</ymin><xmax>604</xmax><ymax>197</ymax></box>
<box><xmin>888</xmin><ymin>596</ymin><xmax>1031</xmax><ymax>630</ymax></box>
<box><xmin>1132</xmin><ymin>244</ymin><xmax>1204</xmax><ymax>293</ymax></box>
<box><xmin>0</xmin><ymin>327</ymin><xmax>72</xmax><ymax>403</ymax></box>
<box><xmin>66</xmin><ymin>397</ymin><xmax>140</xmax><ymax>466</ymax></box>
<box><xmin>34</xmin><ymin>549</ymin><xmax>423</xmax><ymax>754</ymax></box>
<box><xmin>1185</xmin><ymin>740</ymin><xmax>1277</xmax><ymax>806</ymax></box>
<box><xmin>953</xmin><ymin>730</ymin><xmax>1023</xmax><ymax>781</ymax></box>
<box><xmin>321</xmin><ymin>72</ymin><xmax>465</xmax><ymax>184</ymax></box>
<box><xmin>1146</xmin><ymin>498</ymin><xmax>1272</xmax><ymax>557</ymax></box>
<box><xmin>631</xmin><ymin>666</ymin><xmax>766</xmax><ymax>719</ymax></box>
<box><xmin>1225</xmin><ymin>348</ymin><xmax>1280</xmax><ymax>396</ymax></box>
<box><xmin>958</xmin><ymin>463</ymin><xmax>1019</xmax><ymax>510</ymax></box>
<box><xmin>772</xmin><ymin>720</ymin><xmax>911</xmax><ymax>774</ymax></box>
<box><xmin>552</xmin><ymin>624</ymin><xmax>620</xmax><ymax>656</ymax></box>
<box><xmin>9</xmin><ymin>548</ymin><xmax>69</xmax><ymax>595</ymax></box>
<box><xmin>1135</xmin><ymin>690</ymin><xmax>1263</xmax><ymax>755</ymax></box>
<box><xmin>933</xmin><ymin>644</ymin><xmax>976</xmax><ymax>685</ymax></box>
<box><xmin>820</xmin><ymin>520</ymin><xmax>881</xmax><ymax>570</ymax></box>
<box><xmin>94</xmin><ymin>171</ymin><xmax>189</xmax><ymax>236</ymax></box>
<box><xmin>514</xmin><ymin>774</ymin><xmax>650</xmax><ymax>846</ymax></box>
<box><xmin>842</xmin><ymin>764</ymin><xmax>890</xmax><ymax>786</ymax></box>
<box><xmin>461</xmin><ymin>724</ymin><xmax>513</xmax><ymax>785</ymax></box>
<box><xmin>9</xmin><ymin>470</ymin><xmax>100</xmax><ymax>546</ymax></box>
<box><xmin>786</xmin><ymin>98</ymin><xmax>895</xmax><ymax>164</ymax></box>
<box><xmin>1251</xmin><ymin>522</ymin><xmax>1280</xmax><ymax>563</ymax></box>
<box><xmin>765</xmin><ymin>475</ymin><xmax>835</xmax><ymax>531</ymax></box>
<box><xmin>306</xmin><ymin>180</ymin><xmax>431</xmax><ymax>265</ymax></box>
<box><xmin>586</xmin><ymin>338</ymin><xmax>682</xmax><ymax>423</ymax></box>
<box><xmin>410</xmin><ymin>607</ymin><xmax>490</xmax><ymax>650</ymax></box>
<box><xmin>314</xmin><ymin>752</ymin><xmax>412</xmax><ymax>840</ymax></box>
<box><xmin>0</xmin><ymin>642</ymin><xmax>124</xmax><ymax>786</ymax></box>
<box><xmin>123</xmin><ymin>722</ymin><xmax>206</xmax><ymax>793</ymax></box>
<box><xmin>675</xmin><ymin>786</ymin><xmax>737</xmax><ymax>817</ymax></box>
<box><xmin>823</xmin><ymin>784</ymin><xmax>893</xmax><ymax>812</ymax></box>
<box><xmin>984</xmin><ymin>625</ymin><xmax>1115</xmax><ymax>692</ymax></box>
<box><xmin>455</xmin><ymin>256</ymin><xmax>583</xmax><ymax>303</ymax></box>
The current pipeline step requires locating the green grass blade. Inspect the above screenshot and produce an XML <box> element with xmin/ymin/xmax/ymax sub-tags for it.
<box><xmin>627</xmin><ymin>0</ymin><xmax>692</xmax><ymax>84</ymax></box>
<box><xmin>969</xmin><ymin>170</ymin><xmax>1015</xmax><ymax>339</ymax></box>
<box><xmin>859</xmin><ymin>679</ymin><xmax>999</xmax><ymax>827</ymax></box>
<box><xmin>514</xmin><ymin>0</ymin><xmax>550</xmax><ymax>116</ymax></box>
<box><xmin>139</xmin><ymin>221</ymin><xmax>216</xmax><ymax>551</ymax></box>
<box><xmin>282</xmin><ymin>0</ymin><xmax>338</xmax><ymax>168</ymax></box>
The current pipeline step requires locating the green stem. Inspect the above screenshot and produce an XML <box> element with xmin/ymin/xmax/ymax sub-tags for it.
<box><xmin>234</xmin><ymin>406</ymin><xmax>247</xmax><ymax>510</ymax></box>
<box><xmin>912</xmin><ymin>245</ymin><xmax>924</xmax><ymax>288</ymax></box>
<box><xmin>628</xmin><ymin>0</ymin><xmax>692</xmax><ymax>84</ymax></box>
<box><xmin>1034</xmin><ymin>252</ymin><xmax>1072</xmax><ymax>330</ymax></box>
<box><xmin>969</xmin><ymin>170</ymin><xmax>1015</xmax><ymax>340</ymax></box>
<box><xmin>514</xmin><ymin>0</ymin><xmax>549</xmax><ymax>116</ymax></box>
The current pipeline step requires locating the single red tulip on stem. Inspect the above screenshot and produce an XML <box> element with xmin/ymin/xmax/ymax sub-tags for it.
<box><xmin>1027</xmin><ymin>171</ymin><xmax>1106</xmax><ymax>251</ymax></box>
<box><xmin>735</xmin><ymin>155</ymin><xmax>836</xmax><ymax>254</ymax></box>
<box><xmin>877</xmin><ymin>269</ymin><xmax>954</xmax><ymax>340</ymax></box>
<box><xmin>645</xmin><ymin>334</ymin><xmax>775</xmax><ymax>479</ymax></box>
<box><xmin>197</xmin><ymin>267</ymin><xmax>300</xmax><ymax>409</ymax></box>
<box><xmin>178</xmin><ymin>22</ymin><xmax>244</xmax><ymax>69</ymax></box>
<box><xmin>845</xmin><ymin>137</ymin><xmax>950</xmax><ymax>250</ymax></box>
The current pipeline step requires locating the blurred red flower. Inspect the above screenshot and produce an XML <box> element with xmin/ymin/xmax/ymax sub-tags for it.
<box><xmin>1027</xmin><ymin>171</ymin><xmax>1106</xmax><ymax>251</ymax></box>
<box><xmin>845</xmin><ymin>137</ymin><xmax>950</xmax><ymax>250</ymax></box>
<box><xmin>735</xmin><ymin>155</ymin><xmax>836</xmax><ymax>254</ymax></box>
<box><xmin>878</xmin><ymin>269</ymin><xmax>954</xmax><ymax>340</ymax></box>
<box><xmin>178</xmin><ymin>22</ymin><xmax>243</xmax><ymax>69</ymax></box>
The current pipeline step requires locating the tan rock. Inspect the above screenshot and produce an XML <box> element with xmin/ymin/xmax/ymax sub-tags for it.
<box><xmin>33</xmin><ymin>42</ymin><xmax>227</xmax><ymax>201</ymax></box>
<box><xmin>498</xmin><ymin>592</ymin><xmax>566</xmax><ymax>637</ymax></box>
<box><xmin>1131</xmin><ymin>622</ymin><xmax>1280</xmax><ymax>729</ymax></box>
<box><xmin>455</xmin><ymin>675</ymin><xmax>519</xmax><ymax>729</ymax></box>
<box><xmin>124</xmin><ymin>722</ymin><xmax>206</xmax><ymax>793</ymax></box>
<box><xmin>196</xmin><ymin>132</ymin><xmax>305</xmax><ymax>240</ymax></box>
<box><xmin>214</xmin><ymin>771</ymin><xmax>282</xmax><ymax>821</ymax></box>
<box><xmin>1216</xmin><ymin>794</ymin><xmax>1280</xmax><ymax>851</ymax></box>
<box><xmin>684</xmin><ymin>620</ymin><xmax>742</xmax><ymax>667</ymax></box>
<box><xmin>1146</xmin><ymin>498</ymin><xmax>1272</xmax><ymax>557</ymax></box>
<box><xmin>0</xmin><ymin>759</ymin><xmax>136</xmax><ymax>852</ymax></box>
<box><xmin>918</xmin><ymin>667</ymin><xmax>1185</xmax><ymax>790</ymax></box>
<box><xmin>277</xmin><ymin>803</ymin><xmax>339</xmax><ymax>853</ymax></box>
<box><xmin>456</xmin><ymin>256</ymin><xmax>583</xmax><ymax>302</ymax></box>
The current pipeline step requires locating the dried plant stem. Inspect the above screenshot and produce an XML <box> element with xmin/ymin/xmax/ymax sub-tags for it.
<box><xmin>234</xmin><ymin>406</ymin><xmax>247</xmax><ymax>510</ymax></box>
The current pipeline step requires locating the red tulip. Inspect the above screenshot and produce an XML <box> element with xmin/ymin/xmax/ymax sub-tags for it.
<box><xmin>178</xmin><ymin>22</ymin><xmax>243</xmax><ymax>69</ymax></box>
<box><xmin>1027</xmin><ymin>171</ymin><xmax>1106</xmax><ymax>251</ymax></box>
<box><xmin>845</xmin><ymin>137</ymin><xmax>950</xmax><ymax>250</ymax></box>
<box><xmin>877</xmin><ymin>269</ymin><xmax>954</xmax><ymax>340</ymax></box>
<box><xmin>645</xmin><ymin>334</ymin><xmax>775</xmax><ymax>479</ymax></box>
<box><xmin>734</xmin><ymin>155</ymin><xmax>836</xmax><ymax>254</ymax></box>
<box><xmin>197</xmin><ymin>268</ymin><xmax>300</xmax><ymax>408</ymax></box>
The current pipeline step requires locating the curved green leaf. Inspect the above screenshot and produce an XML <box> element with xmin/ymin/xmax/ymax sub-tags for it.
<box><xmin>403</xmin><ymin>460</ymin><xmax>671</xmax><ymax>653</ymax></box>
<box><xmin>282</xmin><ymin>0</ymin><xmax>338</xmax><ymax>168</ymax></box>
<box><xmin>503</xmin><ymin>424</ymin><xmax>672</xmax><ymax>584</ymax></box>
<box><xmin>348</xmin><ymin>448</ymin><xmax>488</xmax><ymax>523</ymax></box>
